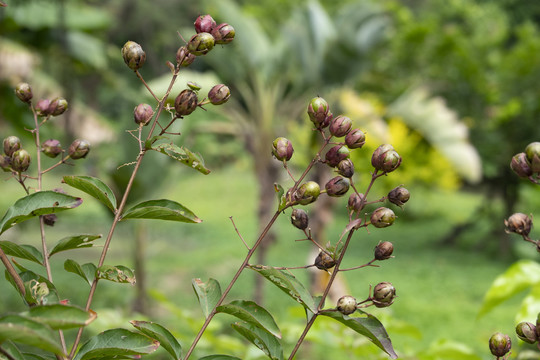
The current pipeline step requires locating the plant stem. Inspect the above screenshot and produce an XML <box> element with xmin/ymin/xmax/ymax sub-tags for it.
<box><xmin>0</xmin><ymin>247</ymin><xmax>25</xmax><ymax>296</ymax></box>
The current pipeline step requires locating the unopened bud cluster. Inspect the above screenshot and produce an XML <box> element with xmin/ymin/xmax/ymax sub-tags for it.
<box><xmin>173</xmin><ymin>83</ymin><xmax>231</xmax><ymax>118</ymax></box>
<box><xmin>182</xmin><ymin>15</ymin><xmax>235</xmax><ymax>58</ymax></box>
<box><xmin>511</xmin><ymin>142</ymin><xmax>540</xmax><ymax>180</ymax></box>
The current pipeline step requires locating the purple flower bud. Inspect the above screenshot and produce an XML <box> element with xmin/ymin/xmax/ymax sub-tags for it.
<box><xmin>211</xmin><ymin>23</ymin><xmax>235</xmax><ymax>44</ymax></box>
<box><xmin>337</xmin><ymin>295</ymin><xmax>357</xmax><ymax>315</ymax></box>
<box><xmin>272</xmin><ymin>137</ymin><xmax>294</xmax><ymax>161</ymax></box>
<box><xmin>15</xmin><ymin>83</ymin><xmax>33</xmax><ymax>103</ymax></box>
<box><xmin>43</xmin><ymin>214</ymin><xmax>57</xmax><ymax>227</ymax></box>
<box><xmin>516</xmin><ymin>322</ymin><xmax>537</xmax><ymax>344</ymax></box>
<box><xmin>370</xmin><ymin>207</ymin><xmax>395</xmax><ymax>228</ymax></box>
<box><xmin>337</xmin><ymin>159</ymin><xmax>354</xmax><ymax>178</ymax></box>
<box><xmin>122</xmin><ymin>41</ymin><xmax>146</xmax><ymax>70</ymax></box>
<box><xmin>187</xmin><ymin>32</ymin><xmax>215</xmax><ymax>56</ymax></box>
<box><xmin>325</xmin><ymin>176</ymin><xmax>350</xmax><ymax>197</ymax></box>
<box><xmin>374</xmin><ymin>241</ymin><xmax>394</xmax><ymax>261</ymax></box>
<box><xmin>511</xmin><ymin>152</ymin><xmax>533</xmax><ymax>178</ymax></box>
<box><xmin>314</xmin><ymin>251</ymin><xmax>335</xmax><ymax>270</ymax></box>
<box><xmin>174</xmin><ymin>89</ymin><xmax>198</xmax><ymax>116</ymax></box>
<box><xmin>68</xmin><ymin>139</ymin><xmax>90</xmax><ymax>160</ymax></box>
<box><xmin>35</xmin><ymin>99</ymin><xmax>52</xmax><ymax>116</ymax></box>
<box><xmin>525</xmin><ymin>142</ymin><xmax>540</xmax><ymax>173</ymax></box>
<box><xmin>388</xmin><ymin>186</ymin><xmax>410</xmax><ymax>207</ymax></box>
<box><xmin>307</xmin><ymin>97</ymin><xmax>329</xmax><ymax>128</ymax></box>
<box><xmin>4</xmin><ymin>136</ymin><xmax>21</xmax><ymax>157</ymax></box>
<box><xmin>348</xmin><ymin>192</ymin><xmax>366</xmax><ymax>212</ymax></box>
<box><xmin>41</xmin><ymin>139</ymin><xmax>62</xmax><ymax>158</ymax></box>
<box><xmin>134</xmin><ymin>103</ymin><xmax>154</xmax><ymax>126</ymax></box>
<box><xmin>0</xmin><ymin>155</ymin><xmax>11</xmax><ymax>172</ymax></box>
<box><xmin>371</xmin><ymin>144</ymin><xmax>401</xmax><ymax>173</ymax></box>
<box><xmin>176</xmin><ymin>46</ymin><xmax>196</xmax><ymax>67</ymax></box>
<box><xmin>293</xmin><ymin>181</ymin><xmax>320</xmax><ymax>205</ymax></box>
<box><xmin>504</xmin><ymin>213</ymin><xmax>532</xmax><ymax>236</ymax></box>
<box><xmin>11</xmin><ymin>149</ymin><xmax>31</xmax><ymax>172</ymax></box>
<box><xmin>325</xmin><ymin>145</ymin><xmax>350</xmax><ymax>167</ymax></box>
<box><xmin>48</xmin><ymin>97</ymin><xmax>68</xmax><ymax>116</ymax></box>
<box><xmin>345</xmin><ymin>128</ymin><xmax>366</xmax><ymax>149</ymax></box>
<box><xmin>194</xmin><ymin>14</ymin><xmax>216</xmax><ymax>34</ymax></box>
<box><xmin>489</xmin><ymin>332</ymin><xmax>511</xmax><ymax>357</ymax></box>
<box><xmin>329</xmin><ymin>115</ymin><xmax>352</xmax><ymax>137</ymax></box>
<box><xmin>372</xmin><ymin>282</ymin><xmax>396</xmax><ymax>308</ymax></box>
<box><xmin>208</xmin><ymin>84</ymin><xmax>231</xmax><ymax>105</ymax></box>
<box><xmin>291</xmin><ymin>208</ymin><xmax>309</xmax><ymax>230</ymax></box>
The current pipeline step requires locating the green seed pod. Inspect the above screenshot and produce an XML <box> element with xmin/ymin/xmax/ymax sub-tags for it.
<box><xmin>294</xmin><ymin>181</ymin><xmax>320</xmax><ymax>205</ymax></box>
<box><xmin>516</xmin><ymin>321</ymin><xmax>537</xmax><ymax>344</ymax></box>
<box><xmin>325</xmin><ymin>145</ymin><xmax>350</xmax><ymax>167</ymax></box>
<box><xmin>370</xmin><ymin>207</ymin><xmax>395</xmax><ymax>228</ymax></box>
<box><xmin>211</xmin><ymin>23</ymin><xmax>235</xmax><ymax>44</ymax></box>
<box><xmin>372</xmin><ymin>282</ymin><xmax>396</xmax><ymax>308</ymax></box>
<box><xmin>41</xmin><ymin>139</ymin><xmax>62</xmax><ymax>158</ymax></box>
<box><xmin>122</xmin><ymin>41</ymin><xmax>146</xmax><ymax>70</ymax></box>
<box><xmin>15</xmin><ymin>83</ymin><xmax>33</xmax><ymax>103</ymax></box>
<box><xmin>307</xmin><ymin>97</ymin><xmax>329</xmax><ymax>128</ymax></box>
<box><xmin>11</xmin><ymin>149</ymin><xmax>31</xmax><ymax>172</ymax></box>
<box><xmin>372</xmin><ymin>144</ymin><xmax>401</xmax><ymax>173</ymax></box>
<box><xmin>510</xmin><ymin>152</ymin><xmax>533</xmax><ymax>178</ymax></box>
<box><xmin>208</xmin><ymin>84</ymin><xmax>231</xmax><ymax>105</ymax></box>
<box><xmin>187</xmin><ymin>32</ymin><xmax>215</xmax><ymax>56</ymax></box>
<box><xmin>48</xmin><ymin>97</ymin><xmax>68</xmax><ymax>116</ymax></box>
<box><xmin>4</xmin><ymin>136</ymin><xmax>21</xmax><ymax>157</ymax></box>
<box><xmin>336</xmin><ymin>295</ymin><xmax>357</xmax><ymax>315</ymax></box>
<box><xmin>489</xmin><ymin>332</ymin><xmax>511</xmax><ymax>358</ymax></box>
<box><xmin>174</xmin><ymin>89</ymin><xmax>198</xmax><ymax>116</ymax></box>
<box><xmin>272</xmin><ymin>137</ymin><xmax>294</xmax><ymax>162</ymax></box>
<box><xmin>68</xmin><ymin>139</ymin><xmax>90</xmax><ymax>160</ymax></box>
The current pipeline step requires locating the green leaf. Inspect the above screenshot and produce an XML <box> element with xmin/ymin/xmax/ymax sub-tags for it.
<box><xmin>0</xmin><ymin>191</ymin><xmax>82</xmax><ymax>235</ymax></box>
<box><xmin>73</xmin><ymin>328</ymin><xmax>159</xmax><ymax>360</ymax></box>
<box><xmin>151</xmin><ymin>143</ymin><xmax>211</xmax><ymax>175</ymax></box>
<box><xmin>274</xmin><ymin>183</ymin><xmax>287</xmax><ymax>212</ymax></box>
<box><xmin>22</xmin><ymin>304</ymin><xmax>96</xmax><ymax>330</ymax></box>
<box><xmin>121</xmin><ymin>199</ymin><xmax>201</xmax><ymax>223</ymax></box>
<box><xmin>231</xmin><ymin>322</ymin><xmax>283</xmax><ymax>360</ymax></box>
<box><xmin>478</xmin><ymin>260</ymin><xmax>540</xmax><ymax>317</ymax></box>
<box><xmin>49</xmin><ymin>234</ymin><xmax>102</xmax><ymax>257</ymax></box>
<box><xmin>320</xmin><ymin>311</ymin><xmax>398</xmax><ymax>359</ymax></box>
<box><xmin>63</xmin><ymin>175</ymin><xmax>116</xmax><ymax>213</ymax></box>
<box><xmin>64</xmin><ymin>259</ymin><xmax>97</xmax><ymax>286</ymax></box>
<box><xmin>192</xmin><ymin>278</ymin><xmax>222</xmax><ymax>318</ymax></box>
<box><xmin>0</xmin><ymin>241</ymin><xmax>43</xmax><ymax>265</ymax></box>
<box><xmin>5</xmin><ymin>267</ymin><xmax>58</xmax><ymax>305</ymax></box>
<box><xmin>96</xmin><ymin>265</ymin><xmax>136</xmax><ymax>285</ymax></box>
<box><xmin>198</xmin><ymin>356</ymin><xmax>242</xmax><ymax>360</ymax></box>
<box><xmin>0</xmin><ymin>315</ymin><xmax>64</xmax><ymax>355</ymax></box>
<box><xmin>20</xmin><ymin>354</ymin><xmax>54</xmax><ymax>360</ymax></box>
<box><xmin>130</xmin><ymin>320</ymin><xmax>182</xmax><ymax>360</ymax></box>
<box><xmin>216</xmin><ymin>300</ymin><xmax>281</xmax><ymax>339</ymax></box>
<box><xmin>0</xmin><ymin>341</ymin><xmax>25</xmax><ymax>360</ymax></box>
<box><xmin>144</xmin><ymin>135</ymin><xmax>169</xmax><ymax>150</ymax></box>
<box><xmin>248</xmin><ymin>265</ymin><xmax>317</xmax><ymax>313</ymax></box>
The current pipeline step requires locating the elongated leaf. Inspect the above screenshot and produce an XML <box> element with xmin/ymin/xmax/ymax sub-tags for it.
<box><xmin>0</xmin><ymin>341</ymin><xmax>25</xmax><ymax>360</ymax></box>
<box><xmin>192</xmin><ymin>278</ymin><xmax>222</xmax><ymax>318</ymax></box>
<box><xmin>73</xmin><ymin>328</ymin><xmax>159</xmax><ymax>360</ymax></box>
<box><xmin>121</xmin><ymin>199</ymin><xmax>201</xmax><ymax>223</ymax></box>
<box><xmin>22</xmin><ymin>304</ymin><xmax>96</xmax><ymax>330</ymax></box>
<box><xmin>216</xmin><ymin>300</ymin><xmax>281</xmax><ymax>339</ymax></box>
<box><xmin>274</xmin><ymin>184</ymin><xmax>287</xmax><ymax>212</ymax></box>
<box><xmin>152</xmin><ymin>143</ymin><xmax>211</xmax><ymax>175</ymax></box>
<box><xmin>96</xmin><ymin>265</ymin><xmax>135</xmax><ymax>285</ymax></box>
<box><xmin>63</xmin><ymin>175</ymin><xmax>117</xmax><ymax>212</ymax></box>
<box><xmin>64</xmin><ymin>259</ymin><xmax>97</xmax><ymax>286</ymax></box>
<box><xmin>198</xmin><ymin>356</ymin><xmax>241</xmax><ymax>360</ymax></box>
<box><xmin>0</xmin><ymin>191</ymin><xmax>82</xmax><ymax>235</ymax></box>
<box><xmin>21</xmin><ymin>354</ymin><xmax>56</xmax><ymax>360</ymax></box>
<box><xmin>232</xmin><ymin>322</ymin><xmax>283</xmax><ymax>360</ymax></box>
<box><xmin>249</xmin><ymin>265</ymin><xmax>316</xmax><ymax>313</ymax></box>
<box><xmin>0</xmin><ymin>315</ymin><xmax>64</xmax><ymax>355</ymax></box>
<box><xmin>321</xmin><ymin>311</ymin><xmax>397</xmax><ymax>359</ymax></box>
<box><xmin>0</xmin><ymin>241</ymin><xmax>43</xmax><ymax>265</ymax></box>
<box><xmin>478</xmin><ymin>260</ymin><xmax>540</xmax><ymax>317</ymax></box>
<box><xmin>130</xmin><ymin>321</ymin><xmax>182</xmax><ymax>360</ymax></box>
<box><xmin>49</xmin><ymin>234</ymin><xmax>102</xmax><ymax>257</ymax></box>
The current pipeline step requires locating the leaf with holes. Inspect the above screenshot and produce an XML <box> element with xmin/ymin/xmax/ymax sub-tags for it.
<box><xmin>96</xmin><ymin>265</ymin><xmax>135</xmax><ymax>285</ymax></box>
<box><xmin>151</xmin><ymin>143</ymin><xmax>210</xmax><ymax>175</ymax></box>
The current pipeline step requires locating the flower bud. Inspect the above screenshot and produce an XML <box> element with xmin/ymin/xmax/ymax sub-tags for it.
<box><xmin>175</xmin><ymin>89</ymin><xmax>198</xmax><ymax>116</ymax></box>
<box><xmin>176</xmin><ymin>46</ymin><xmax>196</xmax><ymax>67</ymax></box>
<box><xmin>510</xmin><ymin>152</ymin><xmax>533</xmax><ymax>178</ymax></box>
<box><xmin>348</xmin><ymin>193</ymin><xmax>366</xmax><ymax>212</ymax></box>
<box><xmin>337</xmin><ymin>159</ymin><xmax>354</xmax><ymax>178</ymax></box>
<box><xmin>372</xmin><ymin>282</ymin><xmax>396</xmax><ymax>308</ymax></box>
<box><xmin>68</xmin><ymin>139</ymin><xmax>90</xmax><ymax>160</ymax></box>
<box><xmin>4</xmin><ymin>136</ymin><xmax>21</xmax><ymax>157</ymax></box>
<box><xmin>325</xmin><ymin>145</ymin><xmax>350</xmax><ymax>167</ymax></box>
<box><xmin>370</xmin><ymin>207</ymin><xmax>395</xmax><ymax>228</ymax></box>
<box><xmin>0</xmin><ymin>155</ymin><xmax>11</xmax><ymax>172</ymax></box>
<box><xmin>48</xmin><ymin>97</ymin><xmax>68</xmax><ymax>116</ymax></box>
<box><xmin>307</xmin><ymin>97</ymin><xmax>329</xmax><ymax>128</ymax></box>
<box><xmin>314</xmin><ymin>251</ymin><xmax>336</xmax><ymax>270</ymax></box>
<box><xmin>516</xmin><ymin>321</ymin><xmax>537</xmax><ymax>344</ymax></box>
<box><xmin>43</xmin><ymin>214</ymin><xmax>57</xmax><ymax>227</ymax></box>
<box><xmin>337</xmin><ymin>295</ymin><xmax>357</xmax><ymax>315</ymax></box>
<box><xmin>208</xmin><ymin>84</ymin><xmax>231</xmax><ymax>105</ymax></box>
<box><xmin>272</xmin><ymin>137</ymin><xmax>294</xmax><ymax>161</ymax></box>
<box><xmin>525</xmin><ymin>142</ymin><xmax>540</xmax><ymax>173</ymax></box>
<box><xmin>329</xmin><ymin>115</ymin><xmax>352</xmax><ymax>137</ymax></box>
<box><xmin>291</xmin><ymin>208</ymin><xmax>308</xmax><ymax>230</ymax></box>
<box><xmin>504</xmin><ymin>213</ymin><xmax>532</xmax><ymax>236</ymax></box>
<box><xmin>122</xmin><ymin>41</ymin><xmax>146</xmax><ymax>70</ymax></box>
<box><xmin>388</xmin><ymin>186</ymin><xmax>410</xmax><ymax>207</ymax></box>
<box><xmin>134</xmin><ymin>103</ymin><xmax>154</xmax><ymax>126</ymax></box>
<box><xmin>372</xmin><ymin>144</ymin><xmax>401</xmax><ymax>173</ymax></box>
<box><xmin>374</xmin><ymin>241</ymin><xmax>394</xmax><ymax>260</ymax></box>
<box><xmin>194</xmin><ymin>14</ymin><xmax>216</xmax><ymax>34</ymax></box>
<box><xmin>211</xmin><ymin>23</ymin><xmax>235</xmax><ymax>44</ymax></box>
<box><xmin>41</xmin><ymin>139</ymin><xmax>62</xmax><ymax>158</ymax></box>
<box><xmin>15</xmin><ymin>83</ymin><xmax>33</xmax><ymax>103</ymax></box>
<box><xmin>35</xmin><ymin>99</ymin><xmax>52</xmax><ymax>116</ymax></box>
<box><xmin>345</xmin><ymin>129</ymin><xmax>366</xmax><ymax>149</ymax></box>
<box><xmin>325</xmin><ymin>176</ymin><xmax>350</xmax><ymax>197</ymax></box>
<box><xmin>294</xmin><ymin>181</ymin><xmax>320</xmax><ymax>205</ymax></box>
<box><xmin>187</xmin><ymin>32</ymin><xmax>215</xmax><ymax>56</ymax></box>
<box><xmin>11</xmin><ymin>149</ymin><xmax>31</xmax><ymax>172</ymax></box>
<box><xmin>489</xmin><ymin>332</ymin><xmax>511</xmax><ymax>358</ymax></box>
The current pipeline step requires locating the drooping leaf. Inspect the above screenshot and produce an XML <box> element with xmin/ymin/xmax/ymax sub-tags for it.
<box><xmin>0</xmin><ymin>315</ymin><xmax>64</xmax><ymax>355</ymax></box>
<box><xmin>231</xmin><ymin>322</ymin><xmax>283</xmax><ymax>360</ymax></box>
<box><xmin>320</xmin><ymin>311</ymin><xmax>398</xmax><ymax>359</ymax></box>
<box><xmin>0</xmin><ymin>241</ymin><xmax>43</xmax><ymax>265</ymax></box>
<box><xmin>144</xmin><ymin>135</ymin><xmax>169</xmax><ymax>150</ymax></box>
<box><xmin>517</xmin><ymin>283</ymin><xmax>540</xmax><ymax>322</ymax></box>
<box><xmin>0</xmin><ymin>191</ymin><xmax>82</xmax><ymax>235</ymax></box>
<box><xmin>192</xmin><ymin>278</ymin><xmax>222</xmax><ymax>318</ymax></box>
<box><xmin>62</xmin><ymin>175</ymin><xmax>116</xmax><ymax>213</ymax></box>
<box><xmin>274</xmin><ymin>183</ymin><xmax>287</xmax><ymax>212</ymax></box>
<box><xmin>151</xmin><ymin>143</ymin><xmax>211</xmax><ymax>175</ymax></box>
<box><xmin>73</xmin><ymin>328</ymin><xmax>159</xmax><ymax>360</ymax></box>
<box><xmin>96</xmin><ymin>265</ymin><xmax>136</xmax><ymax>285</ymax></box>
<box><xmin>248</xmin><ymin>265</ymin><xmax>316</xmax><ymax>313</ymax></box>
<box><xmin>5</xmin><ymin>267</ymin><xmax>58</xmax><ymax>305</ymax></box>
<box><xmin>22</xmin><ymin>304</ymin><xmax>96</xmax><ymax>330</ymax></box>
<box><xmin>49</xmin><ymin>234</ymin><xmax>102</xmax><ymax>257</ymax></box>
<box><xmin>0</xmin><ymin>341</ymin><xmax>25</xmax><ymax>360</ymax></box>
<box><xmin>198</xmin><ymin>356</ymin><xmax>242</xmax><ymax>360</ymax></box>
<box><xmin>64</xmin><ymin>259</ymin><xmax>97</xmax><ymax>286</ymax></box>
<box><xmin>20</xmin><ymin>354</ymin><xmax>55</xmax><ymax>360</ymax></box>
<box><xmin>121</xmin><ymin>199</ymin><xmax>201</xmax><ymax>223</ymax></box>
<box><xmin>130</xmin><ymin>321</ymin><xmax>182</xmax><ymax>360</ymax></box>
<box><xmin>216</xmin><ymin>300</ymin><xmax>281</xmax><ymax>339</ymax></box>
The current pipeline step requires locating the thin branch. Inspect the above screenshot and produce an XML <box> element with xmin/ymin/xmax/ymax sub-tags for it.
<box><xmin>0</xmin><ymin>247</ymin><xmax>25</xmax><ymax>296</ymax></box>
<box><xmin>230</xmin><ymin>216</ymin><xmax>249</xmax><ymax>250</ymax></box>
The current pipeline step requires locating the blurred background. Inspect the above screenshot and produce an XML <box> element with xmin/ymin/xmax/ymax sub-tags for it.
<box><xmin>2</xmin><ymin>0</ymin><xmax>540</xmax><ymax>359</ymax></box>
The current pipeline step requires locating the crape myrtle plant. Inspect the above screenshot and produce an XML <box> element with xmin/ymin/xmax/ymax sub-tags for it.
<box><xmin>0</xmin><ymin>12</ymin><xmax>410</xmax><ymax>360</ymax></box>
